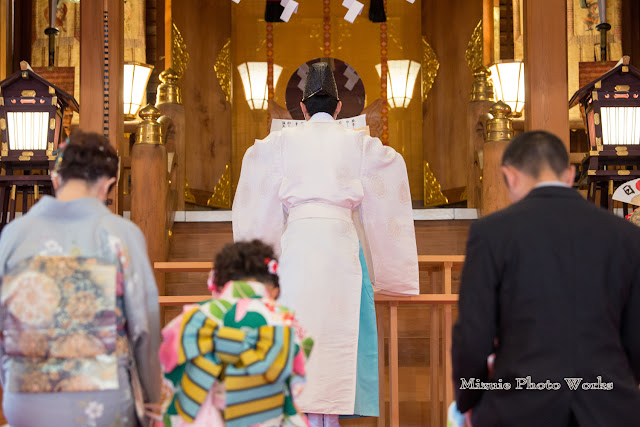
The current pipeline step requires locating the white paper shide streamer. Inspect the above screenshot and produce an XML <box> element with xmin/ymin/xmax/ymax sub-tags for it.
<box><xmin>342</xmin><ymin>0</ymin><xmax>364</xmax><ymax>23</ymax></box>
<box><xmin>280</xmin><ymin>0</ymin><xmax>299</xmax><ymax>22</ymax></box>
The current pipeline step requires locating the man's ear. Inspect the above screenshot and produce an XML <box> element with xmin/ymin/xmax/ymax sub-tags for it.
<box><xmin>334</xmin><ymin>101</ymin><xmax>342</xmax><ymax>119</ymax></box>
<box><xmin>562</xmin><ymin>165</ymin><xmax>576</xmax><ymax>187</ymax></box>
<box><xmin>501</xmin><ymin>165</ymin><xmax>517</xmax><ymax>190</ymax></box>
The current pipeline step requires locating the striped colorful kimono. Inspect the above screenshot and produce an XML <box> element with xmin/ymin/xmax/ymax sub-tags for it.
<box><xmin>159</xmin><ymin>280</ymin><xmax>312</xmax><ymax>427</ymax></box>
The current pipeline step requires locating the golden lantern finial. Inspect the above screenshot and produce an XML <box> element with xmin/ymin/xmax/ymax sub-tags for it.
<box><xmin>156</xmin><ymin>68</ymin><xmax>182</xmax><ymax>106</ymax></box>
<box><xmin>486</xmin><ymin>101</ymin><xmax>513</xmax><ymax>142</ymax></box>
<box><xmin>471</xmin><ymin>67</ymin><xmax>495</xmax><ymax>102</ymax></box>
<box><xmin>136</xmin><ymin>104</ymin><xmax>164</xmax><ymax>145</ymax></box>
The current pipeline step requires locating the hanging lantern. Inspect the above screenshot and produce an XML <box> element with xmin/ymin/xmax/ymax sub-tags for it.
<box><xmin>124</xmin><ymin>62</ymin><xmax>154</xmax><ymax>120</ymax></box>
<box><xmin>488</xmin><ymin>60</ymin><xmax>525</xmax><ymax>117</ymax></box>
<box><xmin>375</xmin><ymin>60</ymin><xmax>421</xmax><ymax>108</ymax></box>
<box><xmin>237</xmin><ymin>62</ymin><xmax>283</xmax><ymax>110</ymax></box>
<box><xmin>0</xmin><ymin>61</ymin><xmax>78</xmax><ymax>164</ymax></box>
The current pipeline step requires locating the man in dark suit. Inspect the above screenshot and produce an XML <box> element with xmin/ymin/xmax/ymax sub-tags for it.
<box><xmin>452</xmin><ymin>131</ymin><xmax>640</xmax><ymax>426</ymax></box>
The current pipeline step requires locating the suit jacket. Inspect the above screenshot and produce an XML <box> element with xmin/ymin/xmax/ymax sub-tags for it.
<box><xmin>452</xmin><ymin>186</ymin><xmax>640</xmax><ymax>427</ymax></box>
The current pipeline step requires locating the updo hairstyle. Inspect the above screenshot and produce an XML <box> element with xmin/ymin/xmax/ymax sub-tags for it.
<box><xmin>55</xmin><ymin>130</ymin><xmax>119</xmax><ymax>184</ymax></box>
<box><xmin>213</xmin><ymin>240</ymin><xmax>279</xmax><ymax>291</ymax></box>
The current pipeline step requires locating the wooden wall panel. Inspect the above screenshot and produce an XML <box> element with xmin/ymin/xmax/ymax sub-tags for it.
<box><xmin>422</xmin><ymin>0</ymin><xmax>483</xmax><ymax>192</ymax></box>
<box><xmin>173</xmin><ymin>0</ymin><xmax>231</xmax><ymax>194</ymax></box>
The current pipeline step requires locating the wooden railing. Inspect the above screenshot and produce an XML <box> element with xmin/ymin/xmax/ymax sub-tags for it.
<box><xmin>154</xmin><ymin>255</ymin><xmax>464</xmax><ymax>427</ymax></box>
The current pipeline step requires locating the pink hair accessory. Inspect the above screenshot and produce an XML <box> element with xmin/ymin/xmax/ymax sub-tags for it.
<box><xmin>265</xmin><ymin>258</ymin><xmax>279</xmax><ymax>275</ymax></box>
<box><xmin>207</xmin><ymin>270</ymin><xmax>216</xmax><ymax>292</ymax></box>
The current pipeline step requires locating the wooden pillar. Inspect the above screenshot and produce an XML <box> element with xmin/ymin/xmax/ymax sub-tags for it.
<box><xmin>106</xmin><ymin>0</ymin><xmax>123</xmax><ymax>213</ymax></box>
<box><xmin>80</xmin><ymin>0</ymin><xmax>123</xmax><ymax>213</ymax></box>
<box><xmin>482</xmin><ymin>102</ymin><xmax>512</xmax><ymax>215</ymax></box>
<box><xmin>523</xmin><ymin>0</ymin><xmax>570</xmax><ymax>147</ymax></box>
<box><xmin>467</xmin><ymin>100</ymin><xmax>494</xmax><ymax>209</ymax></box>
<box><xmin>79</xmin><ymin>0</ymin><xmax>104</xmax><ymax>133</ymax></box>
<box><xmin>131</xmin><ymin>106</ymin><xmax>168</xmax><ymax>295</ymax></box>
<box><xmin>1</xmin><ymin>0</ymin><xmax>9</xmax><ymax>79</ymax></box>
<box><xmin>622</xmin><ymin>0</ymin><xmax>640</xmax><ymax>68</ymax></box>
<box><xmin>483</xmin><ymin>0</ymin><xmax>495</xmax><ymax>65</ymax></box>
<box><xmin>482</xmin><ymin>139</ymin><xmax>511</xmax><ymax>215</ymax></box>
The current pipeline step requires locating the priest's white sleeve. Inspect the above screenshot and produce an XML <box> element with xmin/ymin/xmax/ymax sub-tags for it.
<box><xmin>360</xmin><ymin>135</ymin><xmax>419</xmax><ymax>296</ymax></box>
<box><xmin>232</xmin><ymin>135</ymin><xmax>285</xmax><ymax>256</ymax></box>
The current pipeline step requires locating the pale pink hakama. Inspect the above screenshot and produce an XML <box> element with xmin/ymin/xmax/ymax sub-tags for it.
<box><xmin>232</xmin><ymin>117</ymin><xmax>419</xmax><ymax>415</ymax></box>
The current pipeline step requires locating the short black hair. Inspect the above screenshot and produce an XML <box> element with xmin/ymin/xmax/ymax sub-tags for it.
<box><xmin>302</xmin><ymin>94</ymin><xmax>339</xmax><ymax>117</ymax></box>
<box><xmin>501</xmin><ymin>130</ymin><xmax>569</xmax><ymax>178</ymax></box>
<box><xmin>213</xmin><ymin>240</ymin><xmax>279</xmax><ymax>291</ymax></box>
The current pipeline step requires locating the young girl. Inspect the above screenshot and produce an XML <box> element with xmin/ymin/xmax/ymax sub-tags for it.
<box><xmin>158</xmin><ymin>240</ymin><xmax>312</xmax><ymax>427</ymax></box>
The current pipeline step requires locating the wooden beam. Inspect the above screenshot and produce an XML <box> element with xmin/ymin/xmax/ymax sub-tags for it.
<box><xmin>523</xmin><ymin>0</ymin><xmax>570</xmax><ymax>147</ymax></box>
<box><xmin>79</xmin><ymin>0</ymin><xmax>104</xmax><ymax>133</ymax></box>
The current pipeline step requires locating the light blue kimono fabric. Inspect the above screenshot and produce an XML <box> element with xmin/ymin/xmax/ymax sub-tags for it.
<box><xmin>341</xmin><ymin>242</ymin><xmax>379</xmax><ymax>418</ymax></box>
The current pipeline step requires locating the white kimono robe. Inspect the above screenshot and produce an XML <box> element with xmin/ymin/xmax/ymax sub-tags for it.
<box><xmin>232</xmin><ymin>114</ymin><xmax>419</xmax><ymax>415</ymax></box>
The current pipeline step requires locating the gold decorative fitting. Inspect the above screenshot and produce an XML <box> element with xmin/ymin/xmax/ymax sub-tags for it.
<box><xmin>0</xmin><ymin>97</ymin><xmax>3</xmax><ymax>106</ymax></box>
<box><xmin>616</xmin><ymin>145</ymin><xmax>629</xmax><ymax>156</ymax></box>
<box><xmin>595</xmin><ymin>80</ymin><xmax>602</xmax><ymax>89</ymax></box>
<box><xmin>207</xmin><ymin>164</ymin><xmax>232</xmax><ymax>209</ymax></box>
<box><xmin>465</xmin><ymin>20</ymin><xmax>483</xmax><ymax>72</ymax></box>
<box><xmin>10</xmin><ymin>185</ymin><xmax>16</xmax><ymax>201</ymax></box>
<box><xmin>486</xmin><ymin>101</ymin><xmax>513</xmax><ymax>142</ymax></box>
<box><xmin>214</xmin><ymin>39</ymin><xmax>232</xmax><ymax>103</ymax></box>
<box><xmin>592</xmin><ymin>91</ymin><xmax>598</xmax><ymax>101</ymax></box>
<box><xmin>135</xmin><ymin>105</ymin><xmax>164</xmax><ymax>145</ymax></box>
<box><xmin>618</xmin><ymin>170</ymin><xmax>631</xmax><ymax>175</ymax></box>
<box><xmin>48</xmin><ymin>86</ymin><xmax>55</xmax><ymax>95</ymax></box>
<box><xmin>594</xmin><ymin>113</ymin><xmax>600</xmax><ymax>125</ymax></box>
<box><xmin>51</xmin><ymin>96</ymin><xmax>57</xmax><ymax>106</ymax></box>
<box><xmin>424</xmin><ymin>161</ymin><xmax>448</xmax><ymax>207</ymax></box>
<box><xmin>0</xmin><ymin>118</ymin><xmax>6</xmax><ymax>130</ymax></box>
<box><xmin>34</xmin><ymin>185</ymin><xmax>40</xmax><ymax>200</ymax></box>
<box><xmin>1</xmin><ymin>142</ymin><xmax>7</xmax><ymax>156</ymax></box>
<box><xmin>49</xmin><ymin>118</ymin><xmax>56</xmax><ymax>130</ymax></box>
<box><xmin>622</xmin><ymin>66</ymin><xmax>629</xmax><ymax>73</ymax></box>
<box><xmin>608</xmin><ymin>180</ymin><xmax>614</xmax><ymax>195</ymax></box>
<box><xmin>588</xmin><ymin>170</ymin><xmax>596</xmax><ymax>175</ymax></box>
<box><xmin>21</xmin><ymin>90</ymin><xmax>36</xmax><ymax>97</ymax></box>
<box><xmin>172</xmin><ymin>22</ymin><xmax>190</xmax><ymax>78</ymax></box>
<box><xmin>156</xmin><ymin>68</ymin><xmax>182</xmax><ymax>106</ymax></box>
<box><xmin>185</xmin><ymin>180</ymin><xmax>196</xmax><ymax>204</ymax></box>
<box><xmin>470</xmin><ymin>67</ymin><xmax>494</xmax><ymax>102</ymax></box>
<box><xmin>615</xmin><ymin>85</ymin><xmax>630</xmax><ymax>92</ymax></box>
<box><xmin>422</xmin><ymin>37</ymin><xmax>439</xmax><ymax>101</ymax></box>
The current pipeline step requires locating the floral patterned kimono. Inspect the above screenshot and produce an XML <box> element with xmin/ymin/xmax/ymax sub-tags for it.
<box><xmin>0</xmin><ymin>195</ymin><xmax>161</xmax><ymax>427</ymax></box>
<box><xmin>159</xmin><ymin>280</ymin><xmax>312</xmax><ymax>427</ymax></box>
